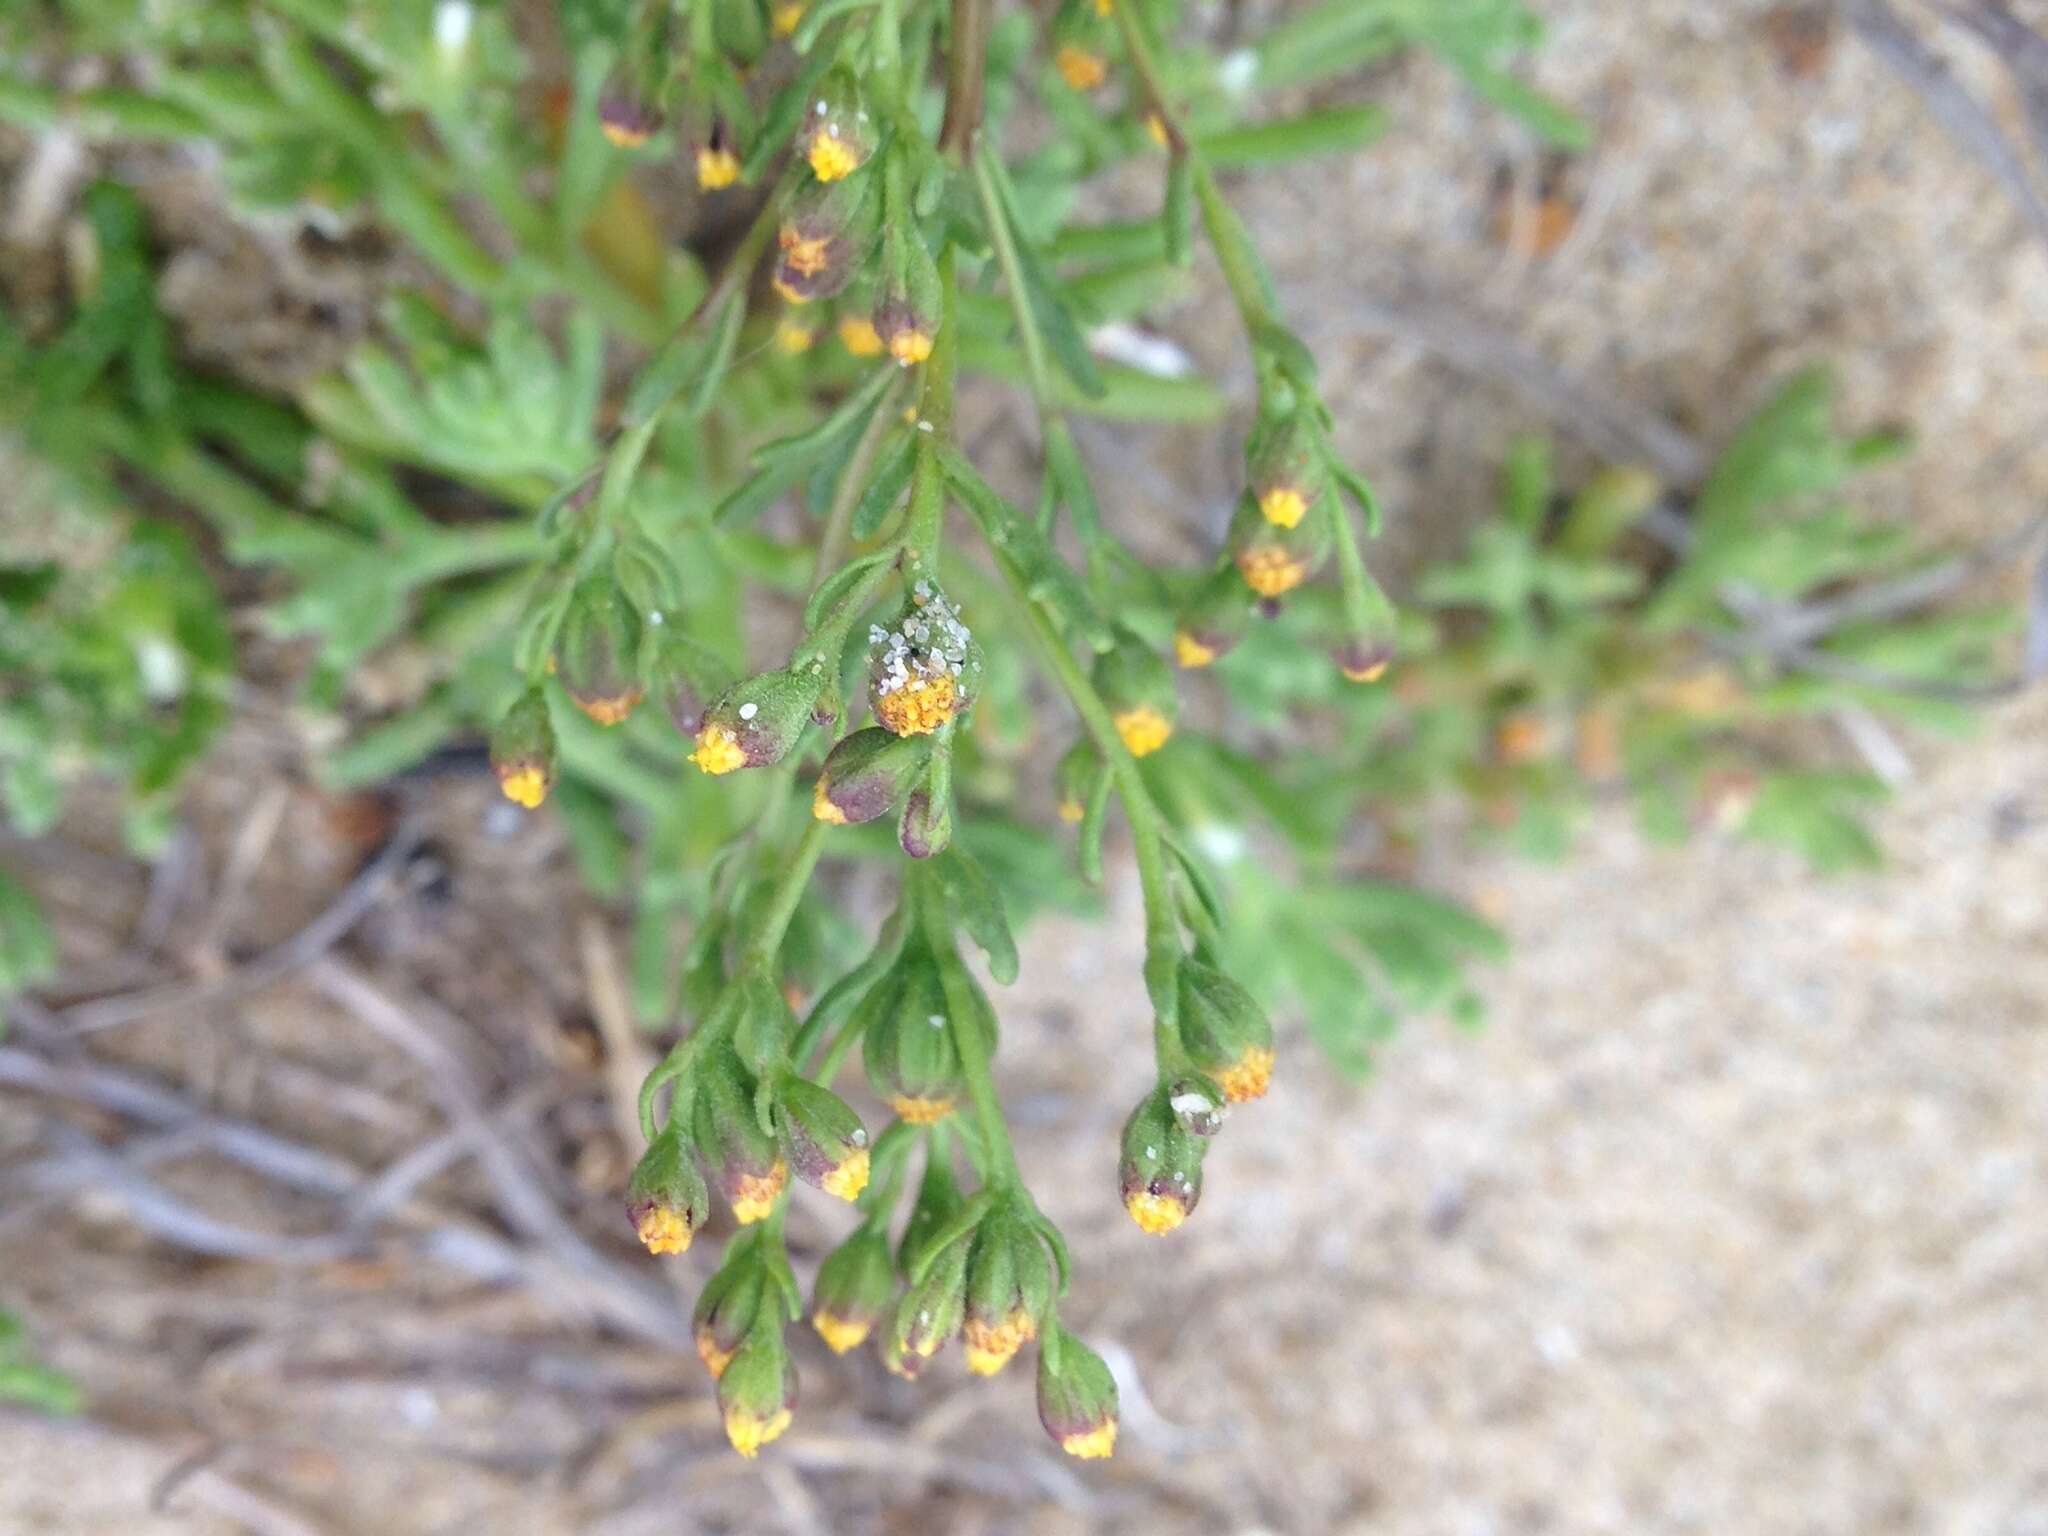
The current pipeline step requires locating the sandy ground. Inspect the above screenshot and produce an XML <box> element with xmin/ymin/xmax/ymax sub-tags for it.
<box><xmin>7</xmin><ymin>0</ymin><xmax>2048</xmax><ymax>1532</ymax></box>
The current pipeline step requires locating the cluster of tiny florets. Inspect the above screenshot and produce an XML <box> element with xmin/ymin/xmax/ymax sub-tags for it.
<box><xmin>869</xmin><ymin>583</ymin><xmax>978</xmax><ymax>735</ymax></box>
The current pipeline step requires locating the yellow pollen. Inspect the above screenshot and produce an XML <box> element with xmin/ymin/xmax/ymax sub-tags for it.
<box><xmin>497</xmin><ymin>764</ymin><xmax>548</xmax><ymax>809</ymax></box>
<box><xmin>838</xmin><ymin>316</ymin><xmax>884</xmax><ymax>356</ymax></box>
<box><xmin>771</xmin><ymin>1</ymin><xmax>805</xmax><ymax>36</ymax></box>
<box><xmin>812</xmin><ymin>778</ymin><xmax>849</xmax><ymax>824</ymax></box>
<box><xmin>696</xmin><ymin>1329</ymin><xmax>737</xmax><ymax>1381</ymax></box>
<box><xmin>962</xmin><ymin>1310</ymin><xmax>1036</xmax><ymax>1376</ymax></box>
<box><xmin>635</xmin><ymin>1204</ymin><xmax>694</xmax><ymax>1256</ymax></box>
<box><xmin>724</xmin><ymin>1403</ymin><xmax>792</xmax><ymax>1459</ymax></box>
<box><xmin>696</xmin><ymin>146</ymin><xmax>740</xmax><ymax>189</ymax></box>
<box><xmin>1123</xmin><ymin>1189</ymin><xmax>1188</xmax><ymax>1235</ymax></box>
<box><xmin>820</xmin><ymin>1147</ymin><xmax>870</xmax><ymax>1202</ymax></box>
<box><xmin>691</xmin><ymin>724</ymin><xmax>748</xmax><ymax>775</ymax></box>
<box><xmin>889</xmin><ymin>328</ymin><xmax>934</xmax><ymax>366</ymax></box>
<box><xmin>807</xmin><ymin>132</ymin><xmax>862</xmax><ymax>182</ymax></box>
<box><xmin>1216</xmin><ymin>1044</ymin><xmax>1274</xmax><ymax>1103</ymax></box>
<box><xmin>875</xmin><ymin>673</ymin><xmax>958</xmax><ymax>737</ymax></box>
<box><xmin>1113</xmin><ymin>706</ymin><xmax>1172</xmax><ymax>758</ymax></box>
<box><xmin>1056</xmin><ymin>44</ymin><xmax>1107</xmax><ymax>90</ymax></box>
<box><xmin>890</xmin><ymin>1094</ymin><xmax>956</xmax><ymax>1126</ymax></box>
<box><xmin>1060</xmin><ymin>1421</ymin><xmax>1118</xmax><ymax>1459</ymax></box>
<box><xmin>1342</xmin><ymin>658</ymin><xmax>1390</xmax><ymax>683</ymax></box>
<box><xmin>775</xmin><ymin>316</ymin><xmax>817</xmax><ymax>354</ymax></box>
<box><xmin>574</xmin><ymin>690</ymin><xmax>642</xmax><ymax>727</ymax></box>
<box><xmin>1057</xmin><ymin>798</ymin><xmax>1085</xmax><ymax>824</ymax></box>
<box><xmin>1173</xmin><ymin>630</ymin><xmax>1218</xmax><ymax>669</ymax></box>
<box><xmin>780</xmin><ymin>226</ymin><xmax>832</xmax><ymax>276</ymax></box>
<box><xmin>812</xmin><ymin>1311</ymin><xmax>872</xmax><ymax>1354</ymax></box>
<box><xmin>1237</xmin><ymin>546</ymin><xmax>1308</xmax><ymax>597</ymax></box>
<box><xmin>1144</xmin><ymin>112</ymin><xmax>1169</xmax><ymax>148</ymax></box>
<box><xmin>1259</xmin><ymin>486</ymin><xmax>1308</xmax><ymax>528</ymax></box>
<box><xmin>730</xmin><ymin>1160</ymin><xmax>788</xmax><ymax>1224</ymax></box>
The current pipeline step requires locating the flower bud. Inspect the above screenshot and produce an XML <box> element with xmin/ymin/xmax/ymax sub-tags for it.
<box><xmin>861</xmin><ymin>943</ymin><xmax>994</xmax><ymax>1125</ymax></box>
<box><xmin>731</xmin><ymin>970</ymin><xmax>798</xmax><ymax>1080</ymax></box>
<box><xmin>1037</xmin><ymin>1323</ymin><xmax>1119</xmax><ymax>1459</ymax></box>
<box><xmin>771</xmin><ymin>0</ymin><xmax>806</xmax><ymax>37</ymax></box>
<box><xmin>873</xmin><ymin>296</ymin><xmax>935</xmax><ymax>368</ymax></box>
<box><xmin>489</xmin><ymin>687</ymin><xmax>556</xmax><ymax>809</ymax></box>
<box><xmin>1174</xmin><ymin>566</ymin><xmax>1254</xmax><ymax>669</ymax></box>
<box><xmin>650</xmin><ymin>630</ymin><xmax>731</xmax><ymax>738</ymax></box>
<box><xmin>896</xmin><ymin>769</ymin><xmax>953</xmax><ymax>859</ymax></box>
<box><xmin>1230</xmin><ymin>490</ymin><xmax>1332</xmax><ymax>599</ymax></box>
<box><xmin>598</xmin><ymin>89</ymin><xmax>661</xmax><ymax>148</ymax></box>
<box><xmin>1092</xmin><ymin>633</ymin><xmax>1178</xmax><ymax>758</ymax></box>
<box><xmin>888</xmin><ymin>1229</ymin><xmax>970</xmax><ymax>1366</ymax></box>
<box><xmin>961</xmin><ymin>1204</ymin><xmax>1053</xmax><ymax>1376</ymax></box>
<box><xmin>837</xmin><ymin>312</ymin><xmax>884</xmax><ymax>356</ymax></box>
<box><xmin>1118</xmin><ymin>1082</ymin><xmax>1205</xmax><ymax>1235</ymax></box>
<box><xmin>695</xmin><ymin>122</ymin><xmax>740</xmax><ymax>190</ymax></box>
<box><xmin>625</xmin><ymin>1124</ymin><xmax>711</xmax><ymax>1256</ymax></box>
<box><xmin>1054</xmin><ymin>739</ymin><xmax>1100</xmax><ymax>823</ymax></box>
<box><xmin>692</xmin><ymin>664</ymin><xmax>827</xmax><ymax>774</ymax></box>
<box><xmin>1164</xmin><ymin>1072</ymin><xmax>1229</xmax><ymax>1137</ymax></box>
<box><xmin>802</xmin><ymin>69</ymin><xmax>874</xmax><ymax>183</ymax></box>
<box><xmin>694</xmin><ymin>1049</ymin><xmax>788</xmax><ymax>1224</ymax></box>
<box><xmin>1176</xmin><ymin>959</ymin><xmax>1274</xmax><ymax>1102</ymax></box>
<box><xmin>1334</xmin><ymin>636</ymin><xmax>1394</xmax><ymax>683</ymax></box>
<box><xmin>1055</xmin><ymin>43</ymin><xmax>1108</xmax><ymax>90</ymax></box>
<box><xmin>810</xmin><ymin>1225</ymin><xmax>895</xmax><ymax>1354</ymax></box>
<box><xmin>773</xmin><ymin>1075</ymin><xmax>871</xmax><ymax>1201</ymax></box>
<box><xmin>717</xmin><ymin>1324</ymin><xmax>796</xmax><ymax>1458</ymax></box>
<box><xmin>554</xmin><ymin>579</ymin><xmax>644</xmax><ymax>725</ymax></box>
<box><xmin>1246</xmin><ymin>412</ymin><xmax>1327</xmax><ymax>529</ymax></box>
<box><xmin>772</xmin><ymin>175</ymin><xmax>875</xmax><ymax>305</ymax></box>
<box><xmin>813</xmin><ymin>727</ymin><xmax>932</xmax><ymax>826</ymax></box>
<box><xmin>694</xmin><ymin>1244</ymin><xmax>771</xmax><ymax>1380</ymax></box>
<box><xmin>873</xmin><ymin>236</ymin><xmax>942</xmax><ymax>368</ymax></box>
<box><xmin>867</xmin><ymin>583</ymin><xmax>981</xmax><ymax>737</ymax></box>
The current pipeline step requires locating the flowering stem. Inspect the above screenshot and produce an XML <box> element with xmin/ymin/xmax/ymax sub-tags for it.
<box><xmin>939</xmin><ymin>0</ymin><xmax>988</xmax><ymax>162</ymax></box>
<box><xmin>738</xmin><ymin>814</ymin><xmax>831</xmax><ymax>977</ymax></box>
<box><xmin>971</xmin><ymin>143</ymin><xmax>1056</xmax><ymax>431</ymax></box>
<box><xmin>812</xmin><ymin>372</ymin><xmax>910</xmax><ymax>588</ymax></box>
<box><xmin>913</xmin><ymin>862</ymin><xmax>1022</xmax><ymax>1188</ymax></box>
<box><xmin>902</xmin><ymin>244</ymin><xmax>961</xmax><ymax>579</ymax></box>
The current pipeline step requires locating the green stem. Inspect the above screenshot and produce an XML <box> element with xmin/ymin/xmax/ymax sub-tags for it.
<box><xmin>914</xmin><ymin>865</ymin><xmax>1022</xmax><ymax>1187</ymax></box>
<box><xmin>738</xmin><ymin>815</ymin><xmax>831</xmax><ymax>976</ymax></box>
<box><xmin>811</xmin><ymin>373</ymin><xmax>910</xmax><ymax>588</ymax></box>
<box><xmin>902</xmin><ymin>244</ymin><xmax>961</xmax><ymax>580</ymax></box>
<box><xmin>971</xmin><ymin>144</ymin><xmax>1056</xmax><ymax>430</ymax></box>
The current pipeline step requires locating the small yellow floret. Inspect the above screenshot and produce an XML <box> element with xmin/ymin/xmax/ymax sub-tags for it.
<box><xmin>1123</xmin><ymin>1189</ymin><xmax>1188</xmax><ymax>1235</ymax></box>
<box><xmin>1237</xmin><ymin>546</ymin><xmax>1308</xmax><ymax>597</ymax></box>
<box><xmin>889</xmin><ymin>328</ymin><xmax>934</xmax><ymax>366</ymax></box>
<box><xmin>780</xmin><ymin>227</ymin><xmax>832</xmax><ymax>276</ymax></box>
<box><xmin>601</xmin><ymin>121</ymin><xmax>651</xmax><ymax>150</ymax></box>
<box><xmin>1060</xmin><ymin>1421</ymin><xmax>1118</xmax><ymax>1459</ymax></box>
<box><xmin>1342</xmin><ymin>657</ymin><xmax>1390</xmax><ymax>683</ymax></box>
<box><xmin>776</xmin><ymin>316</ymin><xmax>817</xmax><ymax>354</ymax></box>
<box><xmin>1215</xmin><ymin>1043</ymin><xmax>1274</xmax><ymax>1103</ymax></box>
<box><xmin>696</xmin><ymin>145</ymin><xmax>740</xmax><ymax>189</ymax></box>
<box><xmin>807</xmin><ymin>131</ymin><xmax>862</xmax><ymax>182</ymax></box>
<box><xmin>963</xmin><ymin>1310</ymin><xmax>1036</xmax><ymax>1376</ymax></box>
<box><xmin>497</xmin><ymin>765</ymin><xmax>548</xmax><ymax>809</ymax></box>
<box><xmin>1173</xmin><ymin>630</ymin><xmax>1218</xmax><ymax>669</ymax></box>
<box><xmin>1056</xmin><ymin>44</ymin><xmax>1107</xmax><ymax>90</ymax></box>
<box><xmin>1259</xmin><ymin>486</ymin><xmax>1308</xmax><ymax>528</ymax></box>
<box><xmin>634</xmin><ymin>1204</ymin><xmax>694</xmax><ymax>1256</ymax></box>
<box><xmin>697</xmin><ymin>1329</ymin><xmax>737</xmax><ymax>1381</ymax></box>
<box><xmin>691</xmin><ymin>723</ymin><xmax>748</xmax><ymax>775</ymax></box>
<box><xmin>820</xmin><ymin>1147</ymin><xmax>870</xmax><ymax>1202</ymax></box>
<box><xmin>812</xmin><ymin>778</ymin><xmax>849</xmax><ymax>824</ymax></box>
<box><xmin>890</xmin><ymin>1093</ymin><xmax>956</xmax><ymax>1126</ymax></box>
<box><xmin>730</xmin><ymin>1160</ymin><xmax>788</xmax><ymax>1224</ymax></box>
<box><xmin>812</xmin><ymin>1311</ymin><xmax>871</xmax><ymax>1354</ymax></box>
<box><xmin>838</xmin><ymin>316</ymin><xmax>884</xmax><ymax>356</ymax></box>
<box><xmin>1113</xmin><ymin>706</ymin><xmax>1172</xmax><ymax>758</ymax></box>
<box><xmin>574</xmin><ymin>690</ymin><xmax>642</xmax><ymax>726</ymax></box>
<box><xmin>875</xmin><ymin>673</ymin><xmax>958</xmax><ymax>737</ymax></box>
<box><xmin>1057</xmin><ymin>798</ymin><xmax>1085</xmax><ymax>824</ymax></box>
<box><xmin>771</xmin><ymin>1</ymin><xmax>806</xmax><ymax>36</ymax></box>
<box><xmin>724</xmin><ymin>1403</ymin><xmax>792</xmax><ymax>1459</ymax></box>
<box><xmin>1144</xmin><ymin>112</ymin><xmax>1169</xmax><ymax>148</ymax></box>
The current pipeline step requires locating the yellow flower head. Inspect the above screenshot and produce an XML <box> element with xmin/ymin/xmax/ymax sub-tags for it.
<box><xmin>696</xmin><ymin>1328</ymin><xmax>738</xmax><ymax>1381</ymax></box>
<box><xmin>1057</xmin><ymin>797</ymin><xmax>1085</xmax><ymax>823</ymax></box>
<box><xmin>890</xmin><ymin>1093</ymin><xmax>956</xmax><ymax>1126</ymax></box>
<box><xmin>1056</xmin><ymin>44</ymin><xmax>1108</xmax><ymax>90</ymax></box>
<box><xmin>572</xmin><ymin>690</ymin><xmax>643</xmax><ymax>727</ymax></box>
<box><xmin>1113</xmin><ymin>705</ymin><xmax>1173</xmax><ymax>758</ymax></box>
<box><xmin>779</xmin><ymin>225</ymin><xmax>833</xmax><ymax>277</ymax></box>
<box><xmin>812</xmin><ymin>778</ymin><xmax>849</xmax><ymax>824</ymax></box>
<box><xmin>1214</xmin><ymin>1043</ymin><xmax>1274</xmax><ymax>1103</ymax></box>
<box><xmin>838</xmin><ymin>315</ymin><xmax>884</xmax><ymax>356</ymax></box>
<box><xmin>775</xmin><ymin>315</ymin><xmax>818</xmax><ymax>354</ymax></box>
<box><xmin>963</xmin><ymin>1308</ymin><xmax>1037</xmax><ymax>1377</ymax></box>
<box><xmin>1237</xmin><ymin>545</ymin><xmax>1308</xmax><ymax>597</ymax></box>
<box><xmin>1123</xmin><ymin>1188</ymin><xmax>1189</xmax><ymax>1235</ymax></box>
<box><xmin>875</xmin><ymin>672</ymin><xmax>958</xmax><ymax>737</ymax></box>
<box><xmin>807</xmin><ymin>129</ymin><xmax>863</xmax><ymax>183</ymax></box>
<box><xmin>812</xmin><ymin>1310</ymin><xmax>872</xmax><ymax>1354</ymax></box>
<box><xmin>724</xmin><ymin>1402</ymin><xmax>793</xmax><ymax>1459</ymax></box>
<box><xmin>691</xmin><ymin>723</ymin><xmax>748</xmax><ymax>775</ymax></box>
<box><xmin>696</xmin><ymin>144</ymin><xmax>740</xmax><ymax>190</ymax></box>
<box><xmin>634</xmin><ymin>1203</ymin><xmax>695</xmax><ymax>1256</ymax></box>
<box><xmin>771</xmin><ymin>0</ymin><xmax>806</xmax><ymax>36</ymax></box>
<box><xmin>496</xmin><ymin>764</ymin><xmax>548</xmax><ymax>809</ymax></box>
<box><xmin>819</xmin><ymin>1146</ymin><xmax>870</xmax><ymax>1202</ymax></box>
<box><xmin>1145</xmin><ymin>111</ymin><xmax>1170</xmax><ymax>148</ymax></box>
<box><xmin>730</xmin><ymin>1159</ymin><xmax>788</xmax><ymax>1224</ymax></box>
<box><xmin>1343</xmin><ymin>655</ymin><xmax>1390</xmax><ymax>683</ymax></box>
<box><xmin>1172</xmin><ymin>630</ymin><xmax>1218</xmax><ymax>669</ymax></box>
<box><xmin>888</xmin><ymin>327</ymin><xmax>934</xmax><ymax>366</ymax></box>
<box><xmin>1060</xmin><ymin>1421</ymin><xmax>1118</xmax><ymax>1460</ymax></box>
<box><xmin>1258</xmin><ymin>486</ymin><xmax>1308</xmax><ymax>528</ymax></box>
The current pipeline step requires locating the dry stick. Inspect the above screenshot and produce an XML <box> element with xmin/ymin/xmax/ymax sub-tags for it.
<box><xmin>1845</xmin><ymin>0</ymin><xmax>2048</xmax><ymax>246</ymax></box>
<box><xmin>61</xmin><ymin>813</ymin><xmax>426</xmax><ymax>1035</ymax></box>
